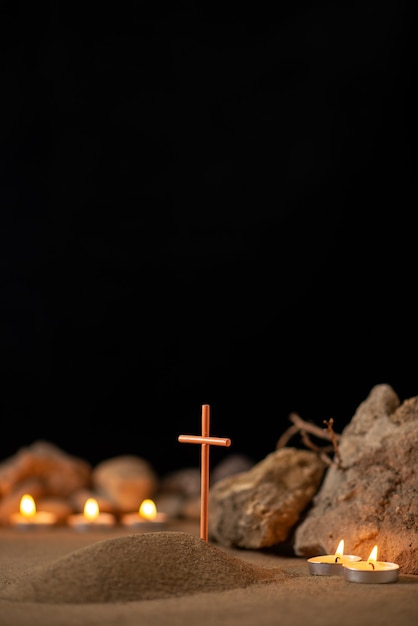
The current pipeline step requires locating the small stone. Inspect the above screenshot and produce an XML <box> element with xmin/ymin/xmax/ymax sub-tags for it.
<box><xmin>92</xmin><ymin>455</ymin><xmax>158</xmax><ymax>513</ymax></box>
<box><xmin>211</xmin><ymin>454</ymin><xmax>255</xmax><ymax>484</ymax></box>
<box><xmin>0</xmin><ymin>440</ymin><xmax>91</xmax><ymax>498</ymax></box>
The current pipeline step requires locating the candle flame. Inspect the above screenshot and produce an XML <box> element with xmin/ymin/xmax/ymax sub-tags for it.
<box><xmin>20</xmin><ymin>494</ymin><xmax>36</xmax><ymax>518</ymax></box>
<box><xmin>83</xmin><ymin>498</ymin><xmax>100</xmax><ymax>520</ymax></box>
<box><xmin>368</xmin><ymin>545</ymin><xmax>378</xmax><ymax>562</ymax></box>
<box><xmin>335</xmin><ymin>539</ymin><xmax>344</xmax><ymax>556</ymax></box>
<box><xmin>139</xmin><ymin>499</ymin><xmax>157</xmax><ymax>520</ymax></box>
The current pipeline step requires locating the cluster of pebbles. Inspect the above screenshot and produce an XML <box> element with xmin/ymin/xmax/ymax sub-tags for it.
<box><xmin>0</xmin><ymin>440</ymin><xmax>254</xmax><ymax>525</ymax></box>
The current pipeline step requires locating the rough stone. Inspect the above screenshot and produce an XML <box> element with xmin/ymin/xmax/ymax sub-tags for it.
<box><xmin>36</xmin><ymin>497</ymin><xmax>74</xmax><ymax>522</ymax></box>
<box><xmin>92</xmin><ymin>455</ymin><xmax>158</xmax><ymax>513</ymax></box>
<box><xmin>0</xmin><ymin>440</ymin><xmax>91</xmax><ymax>498</ymax></box>
<box><xmin>208</xmin><ymin>447</ymin><xmax>327</xmax><ymax>549</ymax></box>
<box><xmin>0</xmin><ymin>441</ymin><xmax>92</xmax><ymax>524</ymax></box>
<box><xmin>157</xmin><ymin>456</ymin><xmax>256</xmax><ymax>521</ymax></box>
<box><xmin>211</xmin><ymin>453</ymin><xmax>255</xmax><ymax>484</ymax></box>
<box><xmin>293</xmin><ymin>384</ymin><xmax>418</xmax><ymax>575</ymax></box>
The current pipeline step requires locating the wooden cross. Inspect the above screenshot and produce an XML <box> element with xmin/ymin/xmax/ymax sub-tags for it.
<box><xmin>178</xmin><ymin>404</ymin><xmax>231</xmax><ymax>541</ymax></box>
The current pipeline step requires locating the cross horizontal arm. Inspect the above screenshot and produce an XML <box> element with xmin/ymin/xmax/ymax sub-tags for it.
<box><xmin>178</xmin><ymin>435</ymin><xmax>231</xmax><ymax>447</ymax></box>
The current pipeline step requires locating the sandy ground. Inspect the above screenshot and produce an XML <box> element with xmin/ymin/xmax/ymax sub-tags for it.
<box><xmin>0</xmin><ymin>520</ymin><xmax>417</xmax><ymax>626</ymax></box>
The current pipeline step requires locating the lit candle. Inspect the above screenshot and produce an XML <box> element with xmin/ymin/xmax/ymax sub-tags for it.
<box><xmin>67</xmin><ymin>498</ymin><xmax>116</xmax><ymax>531</ymax></box>
<box><xmin>9</xmin><ymin>494</ymin><xmax>58</xmax><ymax>529</ymax></box>
<box><xmin>308</xmin><ymin>540</ymin><xmax>362</xmax><ymax>576</ymax></box>
<box><xmin>121</xmin><ymin>498</ymin><xmax>167</xmax><ymax>530</ymax></box>
<box><xmin>343</xmin><ymin>545</ymin><xmax>399</xmax><ymax>583</ymax></box>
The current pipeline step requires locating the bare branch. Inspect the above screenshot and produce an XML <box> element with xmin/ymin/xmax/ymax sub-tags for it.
<box><xmin>289</xmin><ymin>412</ymin><xmax>341</xmax><ymax>441</ymax></box>
<box><xmin>276</xmin><ymin>423</ymin><xmax>300</xmax><ymax>448</ymax></box>
<box><xmin>323</xmin><ymin>418</ymin><xmax>342</xmax><ymax>466</ymax></box>
<box><xmin>276</xmin><ymin>412</ymin><xmax>343</xmax><ymax>469</ymax></box>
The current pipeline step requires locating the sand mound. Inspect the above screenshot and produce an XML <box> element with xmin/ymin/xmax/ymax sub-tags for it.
<box><xmin>0</xmin><ymin>531</ymin><xmax>286</xmax><ymax>603</ymax></box>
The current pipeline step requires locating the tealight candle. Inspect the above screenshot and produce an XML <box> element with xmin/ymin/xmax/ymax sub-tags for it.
<box><xmin>308</xmin><ymin>540</ymin><xmax>362</xmax><ymax>576</ymax></box>
<box><xmin>343</xmin><ymin>545</ymin><xmax>399</xmax><ymax>583</ymax></box>
<box><xmin>9</xmin><ymin>494</ymin><xmax>58</xmax><ymax>529</ymax></box>
<box><xmin>67</xmin><ymin>498</ymin><xmax>116</xmax><ymax>531</ymax></box>
<box><xmin>121</xmin><ymin>499</ymin><xmax>167</xmax><ymax>530</ymax></box>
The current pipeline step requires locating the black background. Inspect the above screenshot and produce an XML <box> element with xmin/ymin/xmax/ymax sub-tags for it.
<box><xmin>1</xmin><ymin>4</ymin><xmax>417</xmax><ymax>476</ymax></box>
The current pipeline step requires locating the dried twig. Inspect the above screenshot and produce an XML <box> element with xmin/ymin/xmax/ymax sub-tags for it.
<box><xmin>299</xmin><ymin>431</ymin><xmax>336</xmax><ymax>467</ymax></box>
<box><xmin>277</xmin><ymin>412</ymin><xmax>342</xmax><ymax>469</ymax></box>
<box><xmin>323</xmin><ymin>418</ymin><xmax>342</xmax><ymax>466</ymax></box>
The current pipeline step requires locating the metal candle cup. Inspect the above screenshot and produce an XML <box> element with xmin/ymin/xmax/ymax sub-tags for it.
<box><xmin>307</xmin><ymin>539</ymin><xmax>361</xmax><ymax>576</ymax></box>
<box><xmin>343</xmin><ymin>544</ymin><xmax>399</xmax><ymax>583</ymax></box>
<box><xmin>67</xmin><ymin>511</ymin><xmax>116</xmax><ymax>531</ymax></box>
<box><xmin>120</xmin><ymin>498</ymin><xmax>167</xmax><ymax>530</ymax></box>
<box><xmin>308</xmin><ymin>554</ymin><xmax>362</xmax><ymax>576</ymax></box>
<box><xmin>343</xmin><ymin>560</ymin><xmax>399</xmax><ymax>583</ymax></box>
<box><xmin>9</xmin><ymin>494</ymin><xmax>58</xmax><ymax>529</ymax></box>
<box><xmin>10</xmin><ymin>510</ymin><xmax>58</xmax><ymax>529</ymax></box>
<box><xmin>120</xmin><ymin>511</ymin><xmax>167</xmax><ymax>530</ymax></box>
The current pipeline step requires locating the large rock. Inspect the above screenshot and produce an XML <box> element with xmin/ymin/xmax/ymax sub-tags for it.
<box><xmin>293</xmin><ymin>384</ymin><xmax>418</xmax><ymax>575</ymax></box>
<box><xmin>208</xmin><ymin>447</ymin><xmax>326</xmax><ymax>549</ymax></box>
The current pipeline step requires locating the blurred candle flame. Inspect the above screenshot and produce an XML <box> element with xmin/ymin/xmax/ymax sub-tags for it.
<box><xmin>83</xmin><ymin>498</ymin><xmax>100</xmax><ymax>520</ymax></box>
<box><xmin>20</xmin><ymin>494</ymin><xmax>36</xmax><ymax>518</ymax></box>
<box><xmin>335</xmin><ymin>539</ymin><xmax>344</xmax><ymax>556</ymax></box>
<box><xmin>139</xmin><ymin>499</ymin><xmax>157</xmax><ymax>520</ymax></box>
<box><xmin>368</xmin><ymin>545</ymin><xmax>378</xmax><ymax>563</ymax></box>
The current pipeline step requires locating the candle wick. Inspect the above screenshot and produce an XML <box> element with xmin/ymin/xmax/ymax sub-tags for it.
<box><xmin>335</xmin><ymin>556</ymin><xmax>341</xmax><ymax>562</ymax></box>
<box><xmin>368</xmin><ymin>562</ymin><xmax>375</xmax><ymax>570</ymax></box>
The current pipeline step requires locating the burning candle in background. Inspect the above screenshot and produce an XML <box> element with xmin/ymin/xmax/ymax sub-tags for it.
<box><xmin>67</xmin><ymin>497</ymin><xmax>116</xmax><ymax>531</ymax></box>
<box><xmin>9</xmin><ymin>494</ymin><xmax>58</xmax><ymax>529</ymax></box>
<box><xmin>343</xmin><ymin>544</ymin><xmax>399</xmax><ymax>583</ymax></box>
<box><xmin>121</xmin><ymin>498</ymin><xmax>167</xmax><ymax>530</ymax></box>
<box><xmin>308</xmin><ymin>539</ymin><xmax>362</xmax><ymax>576</ymax></box>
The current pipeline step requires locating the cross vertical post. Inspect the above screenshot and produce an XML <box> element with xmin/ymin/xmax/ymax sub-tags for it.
<box><xmin>178</xmin><ymin>404</ymin><xmax>231</xmax><ymax>541</ymax></box>
<box><xmin>200</xmin><ymin>404</ymin><xmax>210</xmax><ymax>542</ymax></box>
